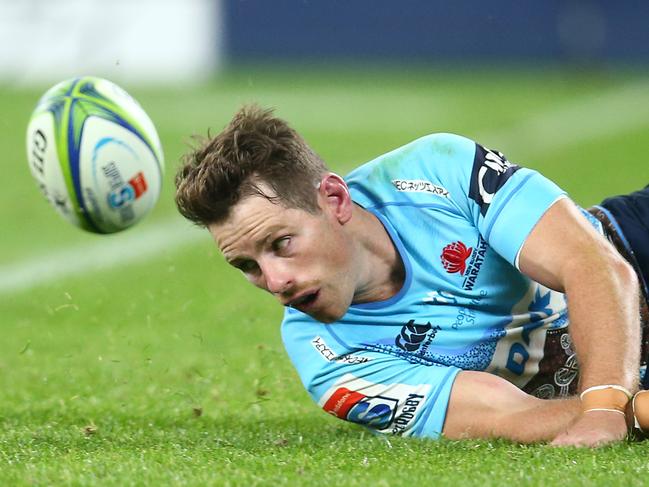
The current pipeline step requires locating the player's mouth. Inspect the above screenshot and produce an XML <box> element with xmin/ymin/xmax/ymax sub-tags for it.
<box><xmin>288</xmin><ymin>290</ymin><xmax>320</xmax><ymax>312</ymax></box>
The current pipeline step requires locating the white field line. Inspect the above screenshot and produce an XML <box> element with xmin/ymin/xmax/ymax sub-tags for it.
<box><xmin>0</xmin><ymin>219</ymin><xmax>207</xmax><ymax>296</ymax></box>
<box><xmin>477</xmin><ymin>81</ymin><xmax>649</xmax><ymax>156</ymax></box>
<box><xmin>2</xmin><ymin>80</ymin><xmax>649</xmax><ymax>297</ymax></box>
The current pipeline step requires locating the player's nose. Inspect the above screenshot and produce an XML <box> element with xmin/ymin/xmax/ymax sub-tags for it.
<box><xmin>261</xmin><ymin>259</ymin><xmax>294</xmax><ymax>295</ymax></box>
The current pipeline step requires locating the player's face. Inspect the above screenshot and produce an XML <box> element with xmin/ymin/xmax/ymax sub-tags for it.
<box><xmin>208</xmin><ymin>192</ymin><xmax>357</xmax><ymax>323</ymax></box>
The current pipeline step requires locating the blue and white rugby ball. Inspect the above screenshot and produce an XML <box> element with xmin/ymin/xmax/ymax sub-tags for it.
<box><xmin>26</xmin><ymin>76</ymin><xmax>164</xmax><ymax>234</ymax></box>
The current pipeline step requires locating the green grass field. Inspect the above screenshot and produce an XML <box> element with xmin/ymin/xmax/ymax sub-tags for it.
<box><xmin>2</xmin><ymin>66</ymin><xmax>649</xmax><ymax>486</ymax></box>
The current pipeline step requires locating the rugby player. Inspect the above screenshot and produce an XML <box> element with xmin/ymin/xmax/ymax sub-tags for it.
<box><xmin>174</xmin><ymin>105</ymin><xmax>649</xmax><ymax>447</ymax></box>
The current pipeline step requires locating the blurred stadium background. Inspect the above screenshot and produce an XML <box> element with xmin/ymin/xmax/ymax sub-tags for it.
<box><xmin>3</xmin><ymin>0</ymin><xmax>649</xmax><ymax>83</ymax></box>
<box><xmin>2</xmin><ymin>1</ymin><xmax>649</xmax><ymax>484</ymax></box>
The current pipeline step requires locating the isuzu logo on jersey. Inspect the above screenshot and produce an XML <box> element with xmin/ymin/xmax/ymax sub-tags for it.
<box><xmin>392</xmin><ymin>179</ymin><xmax>449</xmax><ymax>198</ymax></box>
<box><xmin>318</xmin><ymin>374</ymin><xmax>430</xmax><ymax>435</ymax></box>
<box><xmin>441</xmin><ymin>241</ymin><xmax>472</xmax><ymax>275</ymax></box>
<box><xmin>468</xmin><ymin>144</ymin><xmax>520</xmax><ymax>216</ymax></box>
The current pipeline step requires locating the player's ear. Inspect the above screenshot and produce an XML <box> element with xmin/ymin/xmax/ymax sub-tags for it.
<box><xmin>318</xmin><ymin>173</ymin><xmax>353</xmax><ymax>224</ymax></box>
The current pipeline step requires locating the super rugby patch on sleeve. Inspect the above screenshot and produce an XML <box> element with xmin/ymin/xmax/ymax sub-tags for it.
<box><xmin>468</xmin><ymin>144</ymin><xmax>520</xmax><ymax>216</ymax></box>
<box><xmin>318</xmin><ymin>373</ymin><xmax>430</xmax><ymax>435</ymax></box>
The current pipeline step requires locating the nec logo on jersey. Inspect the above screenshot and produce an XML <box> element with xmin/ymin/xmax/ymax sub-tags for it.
<box><xmin>441</xmin><ymin>241</ymin><xmax>472</xmax><ymax>274</ymax></box>
<box><xmin>468</xmin><ymin>144</ymin><xmax>520</xmax><ymax>216</ymax></box>
<box><xmin>392</xmin><ymin>179</ymin><xmax>449</xmax><ymax>198</ymax></box>
<box><xmin>322</xmin><ymin>387</ymin><xmax>397</xmax><ymax>429</ymax></box>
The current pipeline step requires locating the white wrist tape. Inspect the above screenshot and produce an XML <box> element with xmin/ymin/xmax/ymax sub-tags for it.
<box><xmin>580</xmin><ymin>384</ymin><xmax>632</xmax><ymax>415</ymax></box>
<box><xmin>580</xmin><ymin>384</ymin><xmax>633</xmax><ymax>400</ymax></box>
<box><xmin>583</xmin><ymin>408</ymin><xmax>626</xmax><ymax>416</ymax></box>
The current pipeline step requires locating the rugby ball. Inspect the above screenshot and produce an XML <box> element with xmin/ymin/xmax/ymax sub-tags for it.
<box><xmin>26</xmin><ymin>76</ymin><xmax>164</xmax><ymax>234</ymax></box>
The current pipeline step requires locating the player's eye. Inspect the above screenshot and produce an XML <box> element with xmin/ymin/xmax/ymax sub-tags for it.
<box><xmin>272</xmin><ymin>236</ymin><xmax>291</xmax><ymax>253</ymax></box>
<box><xmin>236</xmin><ymin>260</ymin><xmax>259</xmax><ymax>273</ymax></box>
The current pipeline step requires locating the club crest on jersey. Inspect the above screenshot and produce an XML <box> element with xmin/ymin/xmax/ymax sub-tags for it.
<box><xmin>441</xmin><ymin>241</ymin><xmax>472</xmax><ymax>275</ymax></box>
<box><xmin>441</xmin><ymin>237</ymin><xmax>488</xmax><ymax>290</ymax></box>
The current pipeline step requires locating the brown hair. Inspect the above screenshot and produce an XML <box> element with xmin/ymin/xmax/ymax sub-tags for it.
<box><xmin>175</xmin><ymin>105</ymin><xmax>328</xmax><ymax>226</ymax></box>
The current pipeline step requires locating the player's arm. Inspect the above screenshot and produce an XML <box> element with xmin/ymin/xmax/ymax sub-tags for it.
<box><xmin>443</xmin><ymin>370</ymin><xmax>581</xmax><ymax>442</ymax></box>
<box><xmin>518</xmin><ymin>197</ymin><xmax>640</xmax><ymax>446</ymax></box>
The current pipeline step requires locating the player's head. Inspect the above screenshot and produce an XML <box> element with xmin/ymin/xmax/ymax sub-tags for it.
<box><xmin>175</xmin><ymin>105</ymin><xmax>360</xmax><ymax>323</ymax></box>
<box><xmin>175</xmin><ymin>104</ymin><xmax>328</xmax><ymax>226</ymax></box>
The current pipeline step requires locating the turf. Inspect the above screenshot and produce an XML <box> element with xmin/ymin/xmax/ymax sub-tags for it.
<box><xmin>2</xmin><ymin>66</ymin><xmax>649</xmax><ymax>485</ymax></box>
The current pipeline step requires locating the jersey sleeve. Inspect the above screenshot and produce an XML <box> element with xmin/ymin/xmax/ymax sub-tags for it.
<box><xmin>426</xmin><ymin>134</ymin><xmax>567</xmax><ymax>268</ymax></box>
<box><xmin>281</xmin><ymin>311</ymin><xmax>460</xmax><ymax>439</ymax></box>
<box><xmin>465</xmin><ymin>142</ymin><xmax>567</xmax><ymax>268</ymax></box>
<box><xmin>346</xmin><ymin>133</ymin><xmax>567</xmax><ymax>269</ymax></box>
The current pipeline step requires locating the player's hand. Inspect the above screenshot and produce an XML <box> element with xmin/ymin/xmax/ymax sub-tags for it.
<box><xmin>550</xmin><ymin>410</ymin><xmax>628</xmax><ymax>447</ymax></box>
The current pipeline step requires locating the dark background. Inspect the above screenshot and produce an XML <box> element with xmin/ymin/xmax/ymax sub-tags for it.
<box><xmin>224</xmin><ymin>0</ymin><xmax>649</xmax><ymax>65</ymax></box>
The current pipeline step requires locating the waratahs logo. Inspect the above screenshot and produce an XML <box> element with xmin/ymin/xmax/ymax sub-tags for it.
<box><xmin>322</xmin><ymin>387</ymin><xmax>397</xmax><ymax>429</ymax></box>
<box><xmin>441</xmin><ymin>241</ymin><xmax>473</xmax><ymax>275</ymax></box>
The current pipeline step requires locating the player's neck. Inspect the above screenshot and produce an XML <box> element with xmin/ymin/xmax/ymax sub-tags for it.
<box><xmin>350</xmin><ymin>204</ymin><xmax>405</xmax><ymax>304</ymax></box>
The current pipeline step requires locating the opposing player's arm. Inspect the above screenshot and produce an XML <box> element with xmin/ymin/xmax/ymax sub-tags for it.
<box><xmin>443</xmin><ymin>370</ymin><xmax>580</xmax><ymax>442</ymax></box>
<box><xmin>517</xmin><ymin>197</ymin><xmax>640</xmax><ymax>446</ymax></box>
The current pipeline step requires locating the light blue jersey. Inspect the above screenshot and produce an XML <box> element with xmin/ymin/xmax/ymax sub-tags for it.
<box><xmin>281</xmin><ymin>133</ymin><xmax>603</xmax><ymax>439</ymax></box>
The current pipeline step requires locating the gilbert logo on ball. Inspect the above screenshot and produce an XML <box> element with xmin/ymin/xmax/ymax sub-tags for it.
<box><xmin>26</xmin><ymin>76</ymin><xmax>164</xmax><ymax>234</ymax></box>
